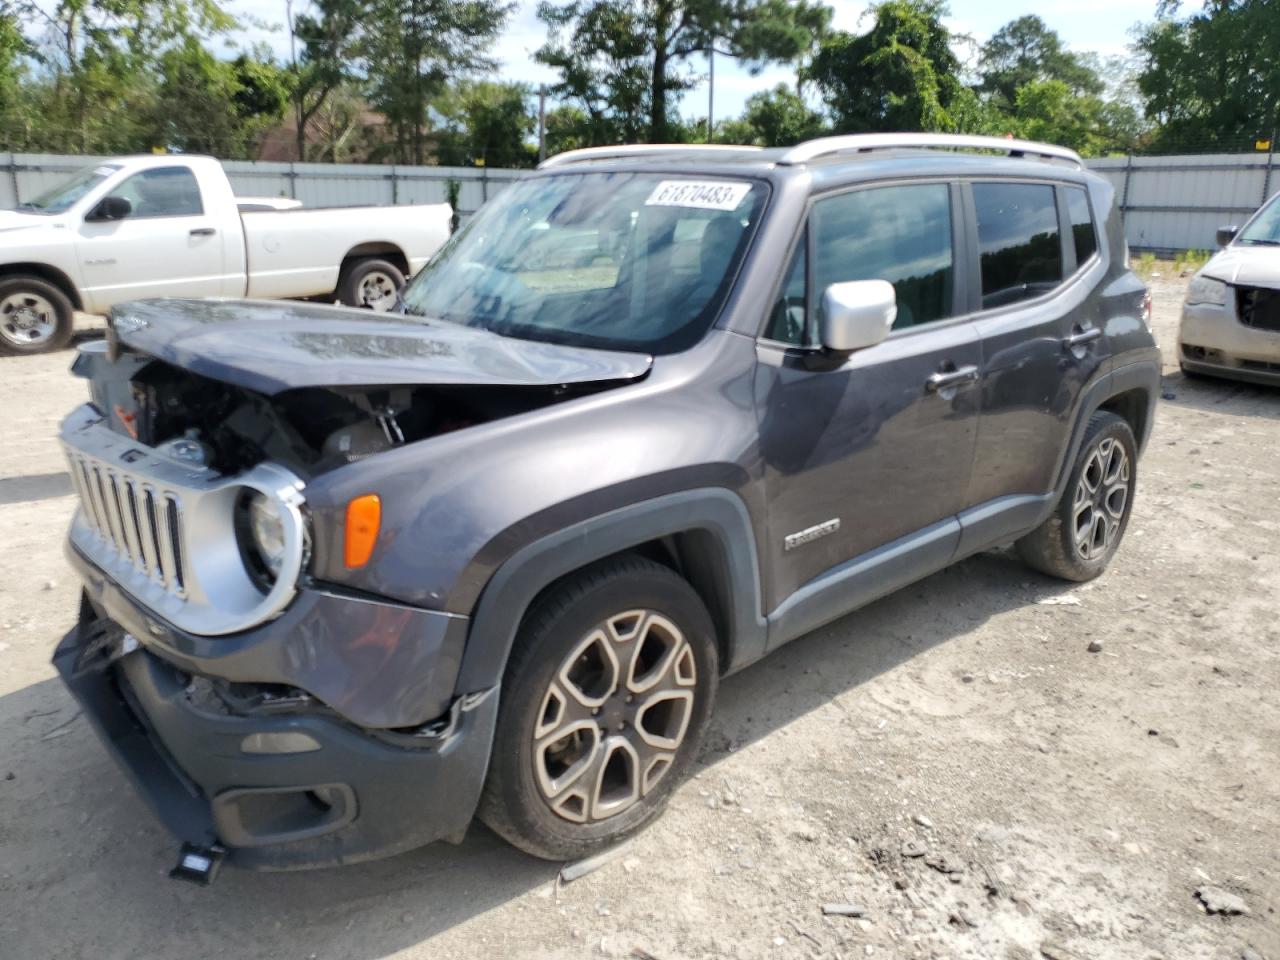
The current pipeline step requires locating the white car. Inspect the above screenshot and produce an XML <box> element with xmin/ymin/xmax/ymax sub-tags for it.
<box><xmin>0</xmin><ymin>155</ymin><xmax>452</xmax><ymax>354</ymax></box>
<box><xmin>1179</xmin><ymin>193</ymin><xmax>1280</xmax><ymax>385</ymax></box>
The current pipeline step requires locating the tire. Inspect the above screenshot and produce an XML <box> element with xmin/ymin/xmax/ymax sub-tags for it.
<box><xmin>0</xmin><ymin>275</ymin><xmax>74</xmax><ymax>356</ymax></box>
<box><xmin>478</xmin><ymin>554</ymin><xmax>719</xmax><ymax>860</ymax></box>
<box><xmin>337</xmin><ymin>257</ymin><xmax>404</xmax><ymax>312</ymax></box>
<box><xmin>1015</xmin><ymin>411</ymin><xmax>1137</xmax><ymax>582</ymax></box>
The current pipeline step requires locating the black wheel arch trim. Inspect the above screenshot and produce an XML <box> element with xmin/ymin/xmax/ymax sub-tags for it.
<box><xmin>453</xmin><ymin>488</ymin><xmax>768</xmax><ymax>697</ymax></box>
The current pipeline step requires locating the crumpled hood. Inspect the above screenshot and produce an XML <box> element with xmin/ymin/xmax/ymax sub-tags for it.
<box><xmin>1202</xmin><ymin>245</ymin><xmax>1280</xmax><ymax>287</ymax></box>
<box><xmin>110</xmin><ymin>298</ymin><xmax>653</xmax><ymax>395</ymax></box>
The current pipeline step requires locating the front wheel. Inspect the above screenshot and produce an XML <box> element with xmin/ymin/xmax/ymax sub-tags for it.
<box><xmin>337</xmin><ymin>257</ymin><xmax>404</xmax><ymax>312</ymax></box>
<box><xmin>1016</xmin><ymin>411</ymin><xmax>1137</xmax><ymax>581</ymax></box>
<box><xmin>0</xmin><ymin>275</ymin><xmax>74</xmax><ymax>355</ymax></box>
<box><xmin>478</xmin><ymin>555</ymin><xmax>719</xmax><ymax>860</ymax></box>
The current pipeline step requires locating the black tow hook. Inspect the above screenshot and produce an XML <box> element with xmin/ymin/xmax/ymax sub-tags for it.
<box><xmin>169</xmin><ymin>843</ymin><xmax>226</xmax><ymax>886</ymax></box>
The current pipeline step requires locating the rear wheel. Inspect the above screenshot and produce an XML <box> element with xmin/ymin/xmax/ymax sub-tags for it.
<box><xmin>337</xmin><ymin>257</ymin><xmax>404</xmax><ymax>312</ymax></box>
<box><xmin>478</xmin><ymin>555</ymin><xmax>718</xmax><ymax>860</ymax></box>
<box><xmin>1016</xmin><ymin>411</ymin><xmax>1137</xmax><ymax>582</ymax></box>
<box><xmin>0</xmin><ymin>275</ymin><xmax>74</xmax><ymax>355</ymax></box>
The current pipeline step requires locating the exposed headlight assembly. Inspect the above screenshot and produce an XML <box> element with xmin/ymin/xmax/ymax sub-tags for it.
<box><xmin>238</xmin><ymin>490</ymin><xmax>288</xmax><ymax>584</ymax></box>
<box><xmin>1185</xmin><ymin>275</ymin><xmax>1227</xmax><ymax>306</ymax></box>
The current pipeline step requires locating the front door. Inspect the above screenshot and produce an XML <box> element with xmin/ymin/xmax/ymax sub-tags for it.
<box><xmin>755</xmin><ymin>181</ymin><xmax>983</xmax><ymax>621</ymax></box>
<box><xmin>75</xmin><ymin>165</ymin><xmax>227</xmax><ymax>312</ymax></box>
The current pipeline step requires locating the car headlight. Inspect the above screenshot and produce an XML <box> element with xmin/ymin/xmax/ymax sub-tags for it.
<box><xmin>1186</xmin><ymin>275</ymin><xmax>1227</xmax><ymax>306</ymax></box>
<box><xmin>237</xmin><ymin>489</ymin><xmax>288</xmax><ymax>587</ymax></box>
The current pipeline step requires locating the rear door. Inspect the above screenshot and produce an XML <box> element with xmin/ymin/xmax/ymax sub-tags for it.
<box><xmin>962</xmin><ymin>180</ymin><xmax>1108</xmax><ymax>520</ymax></box>
<box><xmin>74</xmin><ymin>165</ymin><xmax>228</xmax><ymax>311</ymax></box>
<box><xmin>755</xmin><ymin>180</ymin><xmax>983</xmax><ymax>617</ymax></box>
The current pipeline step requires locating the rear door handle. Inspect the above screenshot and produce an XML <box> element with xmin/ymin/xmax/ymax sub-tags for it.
<box><xmin>925</xmin><ymin>365</ymin><xmax>980</xmax><ymax>392</ymax></box>
<box><xmin>1063</xmin><ymin>326</ymin><xmax>1102</xmax><ymax>350</ymax></box>
<box><xmin>189</xmin><ymin>227</ymin><xmax>216</xmax><ymax>237</ymax></box>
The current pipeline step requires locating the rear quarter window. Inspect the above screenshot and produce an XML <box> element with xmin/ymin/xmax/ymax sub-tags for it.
<box><xmin>972</xmin><ymin>182</ymin><xmax>1063</xmax><ymax>309</ymax></box>
<box><xmin>1064</xmin><ymin>186</ymin><xmax>1098</xmax><ymax>265</ymax></box>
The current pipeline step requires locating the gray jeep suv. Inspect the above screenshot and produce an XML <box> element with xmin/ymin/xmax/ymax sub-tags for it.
<box><xmin>54</xmin><ymin>134</ymin><xmax>1159</xmax><ymax>875</ymax></box>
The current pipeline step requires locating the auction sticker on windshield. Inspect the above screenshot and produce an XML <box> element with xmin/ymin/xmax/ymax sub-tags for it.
<box><xmin>645</xmin><ymin>180</ymin><xmax>752</xmax><ymax>212</ymax></box>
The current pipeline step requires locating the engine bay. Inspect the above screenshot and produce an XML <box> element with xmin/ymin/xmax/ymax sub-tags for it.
<box><xmin>73</xmin><ymin>343</ymin><xmax>615</xmax><ymax>479</ymax></box>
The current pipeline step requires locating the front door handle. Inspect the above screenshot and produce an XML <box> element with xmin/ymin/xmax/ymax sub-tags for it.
<box><xmin>189</xmin><ymin>227</ymin><xmax>216</xmax><ymax>237</ymax></box>
<box><xmin>925</xmin><ymin>365</ymin><xmax>979</xmax><ymax>392</ymax></box>
<box><xmin>1063</xmin><ymin>326</ymin><xmax>1102</xmax><ymax>350</ymax></box>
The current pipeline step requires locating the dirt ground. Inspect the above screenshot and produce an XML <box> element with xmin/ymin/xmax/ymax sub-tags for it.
<box><xmin>0</xmin><ymin>277</ymin><xmax>1276</xmax><ymax>960</ymax></box>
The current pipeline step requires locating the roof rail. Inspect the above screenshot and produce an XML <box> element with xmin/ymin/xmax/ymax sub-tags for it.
<box><xmin>538</xmin><ymin>143</ymin><xmax>763</xmax><ymax>169</ymax></box>
<box><xmin>777</xmin><ymin>133</ymin><xmax>1082</xmax><ymax>168</ymax></box>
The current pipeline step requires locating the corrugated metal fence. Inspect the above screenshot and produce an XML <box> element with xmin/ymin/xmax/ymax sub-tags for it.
<box><xmin>0</xmin><ymin>153</ymin><xmax>524</xmax><ymax>221</ymax></box>
<box><xmin>4</xmin><ymin>150</ymin><xmax>1278</xmax><ymax>254</ymax></box>
<box><xmin>1089</xmin><ymin>153</ymin><xmax>1279</xmax><ymax>255</ymax></box>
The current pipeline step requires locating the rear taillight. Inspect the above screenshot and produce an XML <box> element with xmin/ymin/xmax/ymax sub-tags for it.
<box><xmin>1141</xmin><ymin>291</ymin><xmax>1153</xmax><ymax>328</ymax></box>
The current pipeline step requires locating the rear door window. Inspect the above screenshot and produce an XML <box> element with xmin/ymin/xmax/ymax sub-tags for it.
<box><xmin>972</xmin><ymin>182</ymin><xmax>1064</xmax><ymax>309</ymax></box>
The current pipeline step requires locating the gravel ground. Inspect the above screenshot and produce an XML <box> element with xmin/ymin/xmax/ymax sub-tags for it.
<box><xmin>0</xmin><ymin>279</ymin><xmax>1276</xmax><ymax>960</ymax></box>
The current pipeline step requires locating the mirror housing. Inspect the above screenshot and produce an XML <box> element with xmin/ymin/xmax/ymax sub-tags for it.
<box><xmin>820</xmin><ymin>280</ymin><xmax>897</xmax><ymax>353</ymax></box>
<box><xmin>87</xmin><ymin>195</ymin><xmax>132</xmax><ymax>222</ymax></box>
<box><xmin>1216</xmin><ymin>225</ymin><xmax>1238</xmax><ymax>248</ymax></box>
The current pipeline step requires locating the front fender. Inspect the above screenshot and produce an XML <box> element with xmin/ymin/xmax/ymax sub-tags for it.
<box><xmin>454</xmin><ymin>487</ymin><xmax>768</xmax><ymax>695</ymax></box>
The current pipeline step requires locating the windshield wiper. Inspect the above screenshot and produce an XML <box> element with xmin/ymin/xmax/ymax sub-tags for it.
<box><xmin>1239</xmin><ymin>237</ymin><xmax>1280</xmax><ymax>246</ymax></box>
<box><xmin>13</xmin><ymin>202</ymin><xmax>40</xmax><ymax>212</ymax></box>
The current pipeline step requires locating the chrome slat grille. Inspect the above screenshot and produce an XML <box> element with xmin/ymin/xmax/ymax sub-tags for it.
<box><xmin>60</xmin><ymin>404</ymin><xmax>306</xmax><ymax>637</ymax></box>
<box><xmin>67</xmin><ymin>452</ymin><xmax>188</xmax><ymax>599</ymax></box>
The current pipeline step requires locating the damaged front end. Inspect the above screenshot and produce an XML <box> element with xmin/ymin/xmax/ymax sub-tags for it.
<box><xmin>55</xmin><ymin>297</ymin><xmax>652</xmax><ymax>872</ymax></box>
<box><xmin>54</xmin><ymin>598</ymin><xmax>498</xmax><ymax>872</ymax></box>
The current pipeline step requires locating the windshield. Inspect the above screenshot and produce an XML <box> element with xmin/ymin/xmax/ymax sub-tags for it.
<box><xmin>401</xmin><ymin>172</ymin><xmax>767</xmax><ymax>354</ymax></box>
<box><xmin>17</xmin><ymin>164</ymin><xmax>120</xmax><ymax>214</ymax></box>
<box><xmin>1238</xmin><ymin>192</ymin><xmax>1280</xmax><ymax>245</ymax></box>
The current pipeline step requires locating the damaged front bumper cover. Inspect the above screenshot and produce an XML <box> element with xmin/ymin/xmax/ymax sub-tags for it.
<box><xmin>55</xmin><ymin>554</ymin><xmax>499</xmax><ymax>871</ymax></box>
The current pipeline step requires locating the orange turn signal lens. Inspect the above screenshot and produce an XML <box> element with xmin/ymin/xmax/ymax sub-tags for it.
<box><xmin>344</xmin><ymin>494</ymin><xmax>381</xmax><ymax>568</ymax></box>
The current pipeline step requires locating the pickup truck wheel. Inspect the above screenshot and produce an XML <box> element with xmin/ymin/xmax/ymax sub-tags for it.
<box><xmin>1016</xmin><ymin>412</ymin><xmax>1137</xmax><ymax>582</ymax></box>
<box><xmin>338</xmin><ymin>258</ymin><xmax>404</xmax><ymax>312</ymax></box>
<box><xmin>0</xmin><ymin>276</ymin><xmax>74</xmax><ymax>355</ymax></box>
<box><xmin>478</xmin><ymin>555</ymin><xmax>719</xmax><ymax>860</ymax></box>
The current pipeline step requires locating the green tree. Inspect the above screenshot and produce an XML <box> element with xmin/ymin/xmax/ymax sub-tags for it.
<box><xmin>0</xmin><ymin>3</ymin><xmax>32</xmax><ymax>141</ymax></box>
<box><xmin>150</xmin><ymin>40</ymin><xmax>290</xmax><ymax>157</ymax></box>
<box><xmin>292</xmin><ymin>0</ymin><xmax>368</xmax><ymax>161</ymax></box>
<box><xmin>978</xmin><ymin>15</ymin><xmax>1102</xmax><ymax>108</ymax></box>
<box><xmin>536</xmin><ymin>0</ymin><xmax>827</xmax><ymax>143</ymax></box>
<box><xmin>805</xmin><ymin>0</ymin><xmax>966</xmax><ymax>133</ymax></box>
<box><xmin>1136</xmin><ymin>0</ymin><xmax>1280</xmax><ymax>152</ymax></box>
<box><xmin>716</xmin><ymin>83</ymin><xmax>824</xmax><ymax>145</ymax></box>
<box><xmin>2</xmin><ymin>0</ymin><xmax>239</xmax><ymax>153</ymax></box>
<box><xmin>359</xmin><ymin>0</ymin><xmax>513</xmax><ymax>163</ymax></box>
<box><xmin>536</xmin><ymin>0</ymin><xmax>654</xmax><ymax>145</ymax></box>
<box><xmin>434</xmin><ymin>81</ymin><xmax>537</xmax><ymax>167</ymax></box>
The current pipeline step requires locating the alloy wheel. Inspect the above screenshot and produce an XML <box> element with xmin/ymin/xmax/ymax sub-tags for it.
<box><xmin>1072</xmin><ymin>436</ymin><xmax>1130</xmax><ymax>561</ymax></box>
<box><xmin>532</xmin><ymin>609</ymin><xmax>697</xmax><ymax>824</ymax></box>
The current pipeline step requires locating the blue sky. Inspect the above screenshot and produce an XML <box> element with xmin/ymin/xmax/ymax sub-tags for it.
<box><xmin>229</xmin><ymin>0</ymin><xmax>1189</xmax><ymax>121</ymax></box>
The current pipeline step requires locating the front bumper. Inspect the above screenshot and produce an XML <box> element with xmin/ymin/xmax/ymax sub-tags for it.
<box><xmin>55</xmin><ymin>592</ymin><xmax>498</xmax><ymax>871</ymax></box>
<box><xmin>1179</xmin><ymin>301</ymin><xmax>1280</xmax><ymax>385</ymax></box>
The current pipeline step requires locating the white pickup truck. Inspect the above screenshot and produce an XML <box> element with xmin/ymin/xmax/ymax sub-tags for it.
<box><xmin>0</xmin><ymin>155</ymin><xmax>452</xmax><ymax>354</ymax></box>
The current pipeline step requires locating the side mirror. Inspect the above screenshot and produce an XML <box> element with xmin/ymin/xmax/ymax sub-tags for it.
<box><xmin>820</xmin><ymin>280</ymin><xmax>897</xmax><ymax>353</ymax></box>
<box><xmin>1216</xmin><ymin>225</ymin><xmax>1238</xmax><ymax>247</ymax></box>
<box><xmin>87</xmin><ymin>195</ymin><xmax>132</xmax><ymax>222</ymax></box>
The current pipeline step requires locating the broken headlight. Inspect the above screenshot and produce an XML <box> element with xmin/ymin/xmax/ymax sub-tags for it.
<box><xmin>236</xmin><ymin>489</ymin><xmax>288</xmax><ymax>588</ymax></box>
